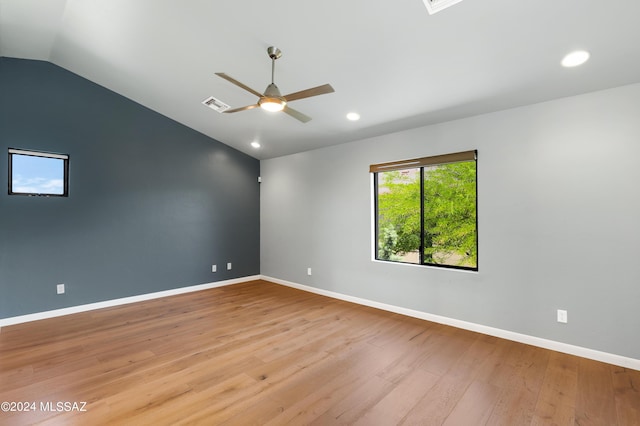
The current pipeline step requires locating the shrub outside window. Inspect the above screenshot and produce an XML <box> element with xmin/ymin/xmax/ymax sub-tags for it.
<box><xmin>372</xmin><ymin>150</ymin><xmax>477</xmax><ymax>271</ymax></box>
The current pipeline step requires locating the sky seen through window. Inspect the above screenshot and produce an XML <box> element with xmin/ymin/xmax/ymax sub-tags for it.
<box><xmin>11</xmin><ymin>154</ymin><xmax>65</xmax><ymax>195</ymax></box>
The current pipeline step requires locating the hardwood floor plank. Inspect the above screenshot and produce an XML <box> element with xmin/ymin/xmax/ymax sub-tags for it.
<box><xmin>531</xmin><ymin>351</ymin><xmax>579</xmax><ymax>425</ymax></box>
<box><xmin>375</xmin><ymin>326</ymin><xmax>443</xmax><ymax>384</ymax></box>
<box><xmin>483</xmin><ymin>344</ymin><xmax>549</xmax><ymax>425</ymax></box>
<box><xmin>488</xmin><ymin>386</ymin><xmax>539</xmax><ymax>426</ymax></box>
<box><xmin>354</xmin><ymin>368</ymin><xmax>440</xmax><ymax>426</ymax></box>
<box><xmin>399</xmin><ymin>373</ymin><xmax>472</xmax><ymax>425</ymax></box>
<box><xmin>575</xmin><ymin>357</ymin><xmax>618</xmax><ymax>425</ymax></box>
<box><xmin>218</xmin><ymin>395</ymin><xmax>285</xmax><ymax>426</ymax></box>
<box><xmin>531</xmin><ymin>402</ymin><xmax>576</xmax><ymax>426</ymax></box>
<box><xmin>457</xmin><ymin>338</ymin><xmax>510</xmax><ymax>380</ymax></box>
<box><xmin>244</xmin><ymin>348</ymin><xmax>335</xmax><ymax>395</ymax></box>
<box><xmin>308</xmin><ymin>375</ymin><xmax>397</xmax><ymax>425</ymax></box>
<box><xmin>612</xmin><ymin>366</ymin><xmax>640</xmax><ymax>425</ymax></box>
<box><xmin>419</xmin><ymin>328</ymin><xmax>480</xmax><ymax>377</ymax></box>
<box><xmin>441</xmin><ymin>380</ymin><xmax>502</xmax><ymax>426</ymax></box>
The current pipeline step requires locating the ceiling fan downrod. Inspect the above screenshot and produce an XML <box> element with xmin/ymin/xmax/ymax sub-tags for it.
<box><xmin>267</xmin><ymin>46</ymin><xmax>282</xmax><ymax>85</ymax></box>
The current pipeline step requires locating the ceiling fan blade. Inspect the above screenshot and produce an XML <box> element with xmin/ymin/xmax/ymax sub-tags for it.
<box><xmin>283</xmin><ymin>84</ymin><xmax>335</xmax><ymax>102</ymax></box>
<box><xmin>283</xmin><ymin>106</ymin><xmax>312</xmax><ymax>123</ymax></box>
<box><xmin>215</xmin><ymin>73</ymin><xmax>263</xmax><ymax>98</ymax></box>
<box><xmin>224</xmin><ymin>104</ymin><xmax>260</xmax><ymax>113</ymax></box>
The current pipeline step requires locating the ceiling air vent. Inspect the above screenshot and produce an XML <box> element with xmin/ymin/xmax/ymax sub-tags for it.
<box><xmin>202</xmin><ymin>96</ymin><xmax>230</xmax><ymax>113</ymax></box>
<box><xmin>422</xmin><ymin>0</ymin><xmax>464</xmax><ymax>14</ymax></box>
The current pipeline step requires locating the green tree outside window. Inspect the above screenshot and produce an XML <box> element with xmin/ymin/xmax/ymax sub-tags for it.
<box><xmin>376</xmin><ymin>160</ymin><xmax>477</xmax><ymax>270</ymax></box>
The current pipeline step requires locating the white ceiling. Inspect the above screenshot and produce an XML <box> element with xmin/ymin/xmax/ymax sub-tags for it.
<box><xmin>2</xmin><ymin>0</ymin><xmax>640</xmax><ymax>160</ymax></box>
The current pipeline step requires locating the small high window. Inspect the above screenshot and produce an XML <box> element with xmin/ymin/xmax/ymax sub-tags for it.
<box><xmin>8</xmin><ymin>148</ymin><xmax>69</xmax><ymax>197</ymax></box>
<box><xmin>371</xmin><ymin>150</ymin><xmax>477</xmax><ymax>271</ymax></box>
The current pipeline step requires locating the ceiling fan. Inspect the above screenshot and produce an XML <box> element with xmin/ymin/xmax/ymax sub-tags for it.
<box><xmin>215</xmin><ymin>46</ymin><xmax>335</xmax><ymax>123</ymax></box>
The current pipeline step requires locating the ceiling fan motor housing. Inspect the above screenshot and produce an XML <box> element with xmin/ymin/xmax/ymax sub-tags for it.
<box><xmin>264</xmin><ymin>83</ymin><xmax>283</xmax><ymax>98</ymax></box>
<box><xmin>259</xmin><ymin>83</ymin><xmax>287</xmax><ymax>111</ymax></box>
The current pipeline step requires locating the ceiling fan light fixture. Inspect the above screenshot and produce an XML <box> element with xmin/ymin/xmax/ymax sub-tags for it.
<box><xmin>259</xmin><ymin>97</ymin><xmax>286</xmax><ymax>112</ymax></box>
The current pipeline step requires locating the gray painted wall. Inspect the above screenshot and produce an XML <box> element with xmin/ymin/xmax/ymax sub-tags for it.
<box><xmin>0</xmin><ymin>58</ymin><xmax>260</xmax><ymax>319</ymax></box>
<box><xmin>261</xmin><ymin>82</ymin><xmax>640</xmax><ymax>360</ymax></box>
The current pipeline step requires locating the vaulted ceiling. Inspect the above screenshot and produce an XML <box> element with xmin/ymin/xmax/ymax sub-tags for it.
<box><xmin>2</xmin><ymin>0</ymin><xmax>640</xmax><ymax>159</ymax></box>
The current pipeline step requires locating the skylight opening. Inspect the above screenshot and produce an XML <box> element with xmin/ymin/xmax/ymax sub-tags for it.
<box><xmin>422</xmin><ymin>0</ymin><xmax>465</xmax><ymax>15</ymax></box>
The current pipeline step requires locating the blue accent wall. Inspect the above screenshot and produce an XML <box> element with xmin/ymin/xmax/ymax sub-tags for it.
<box><xmin>0</xmin><ymin>58</ymin><xmax>260</xmax><ymax>318</ymax></box>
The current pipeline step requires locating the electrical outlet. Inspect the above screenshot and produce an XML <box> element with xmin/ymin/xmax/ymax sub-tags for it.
<box><xmin>307</xmin><ymin>268</ymin><xmax>312</xmax><ymax>276</ymax></box>
<box><xmin>227</xmin><ymin>262</ymin><xmax>232</xmax><ymax>270</ymax></box>
<box><xmin>57</xmin><ymin>284</ymin><xmax>65</xmax><ymax>294</ymax></box>
<box><xmin>557</xmin><ymin>309</ymin><xmax>568</xmax><ymax>323</ymax></box>
<box><xmin>211</xmin><ymin>264</ymin><xmax>217</xmax><ymax>273</ymax></box>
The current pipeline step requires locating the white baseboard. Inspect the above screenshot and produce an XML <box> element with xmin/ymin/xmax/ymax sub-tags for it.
<box><xmin>261</xmin><ymin>275</ymin><xmax>640</xmax><ymax>371</ymax></box>
<box><xmin>0</xmin><ymin>275</ymin><xmax>260</xmax><ymax>329</ymax></box>
<box><xmin>3</xmin><ymin>274</ymin><xmax>637</xmax><ymax>371</ymax></box>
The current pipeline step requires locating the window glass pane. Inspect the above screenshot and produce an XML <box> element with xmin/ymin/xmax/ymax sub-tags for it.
<box><xmin>423</xmin><ymin>161</ymin><xmax>477</xmax><ymax>269</ymax></box>
<box><xmin>376</xmin><ymin>168</ymin><xmax>421</xmax><ymax>264</ymax></box>
<box><xmin>11</xmin><ymin>154</ymin><xmax>66</xmax><ymax>195</ymax></box>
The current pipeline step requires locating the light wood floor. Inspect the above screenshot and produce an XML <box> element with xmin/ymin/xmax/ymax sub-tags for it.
<box><xmin>0</xmin><ymin>280</ymin><xmax>638</xmax><ymax>425</ymax></box>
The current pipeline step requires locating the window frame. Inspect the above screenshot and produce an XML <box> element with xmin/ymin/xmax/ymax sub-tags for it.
<box><xmin>372</xmin><ymin>150</ymin><xmax>478</xmax><ymax>272</ymax></box>
<box><xmin>8</xmin><ymin>148</ymin><xmax>70</xmax><ymax>197</ymax></box>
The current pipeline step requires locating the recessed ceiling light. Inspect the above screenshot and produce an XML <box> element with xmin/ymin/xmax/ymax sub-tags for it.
<box><xmin>251</xmin><ymin>141</ymin><xmax>261</xmax><ymax>149</ymax></box>
<box><xmin>561</xmin><ymin>50</ymin><xmax>590</xmax><ymax>67</ymax></box>
<box><xmin>346</xmin><ymin>112</ymin><xmax>360</xmax><ymax>121</ymax></box>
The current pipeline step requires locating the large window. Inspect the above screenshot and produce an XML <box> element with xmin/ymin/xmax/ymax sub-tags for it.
<box><xmin>8</xmin><ymin>148</ymin><xmax>69</xmax><ymax>197</ymax></box>
<box><xmin>372</xmin><ymin>150</ymin><xmax>477</xmax><ymax>271</ymax></box>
